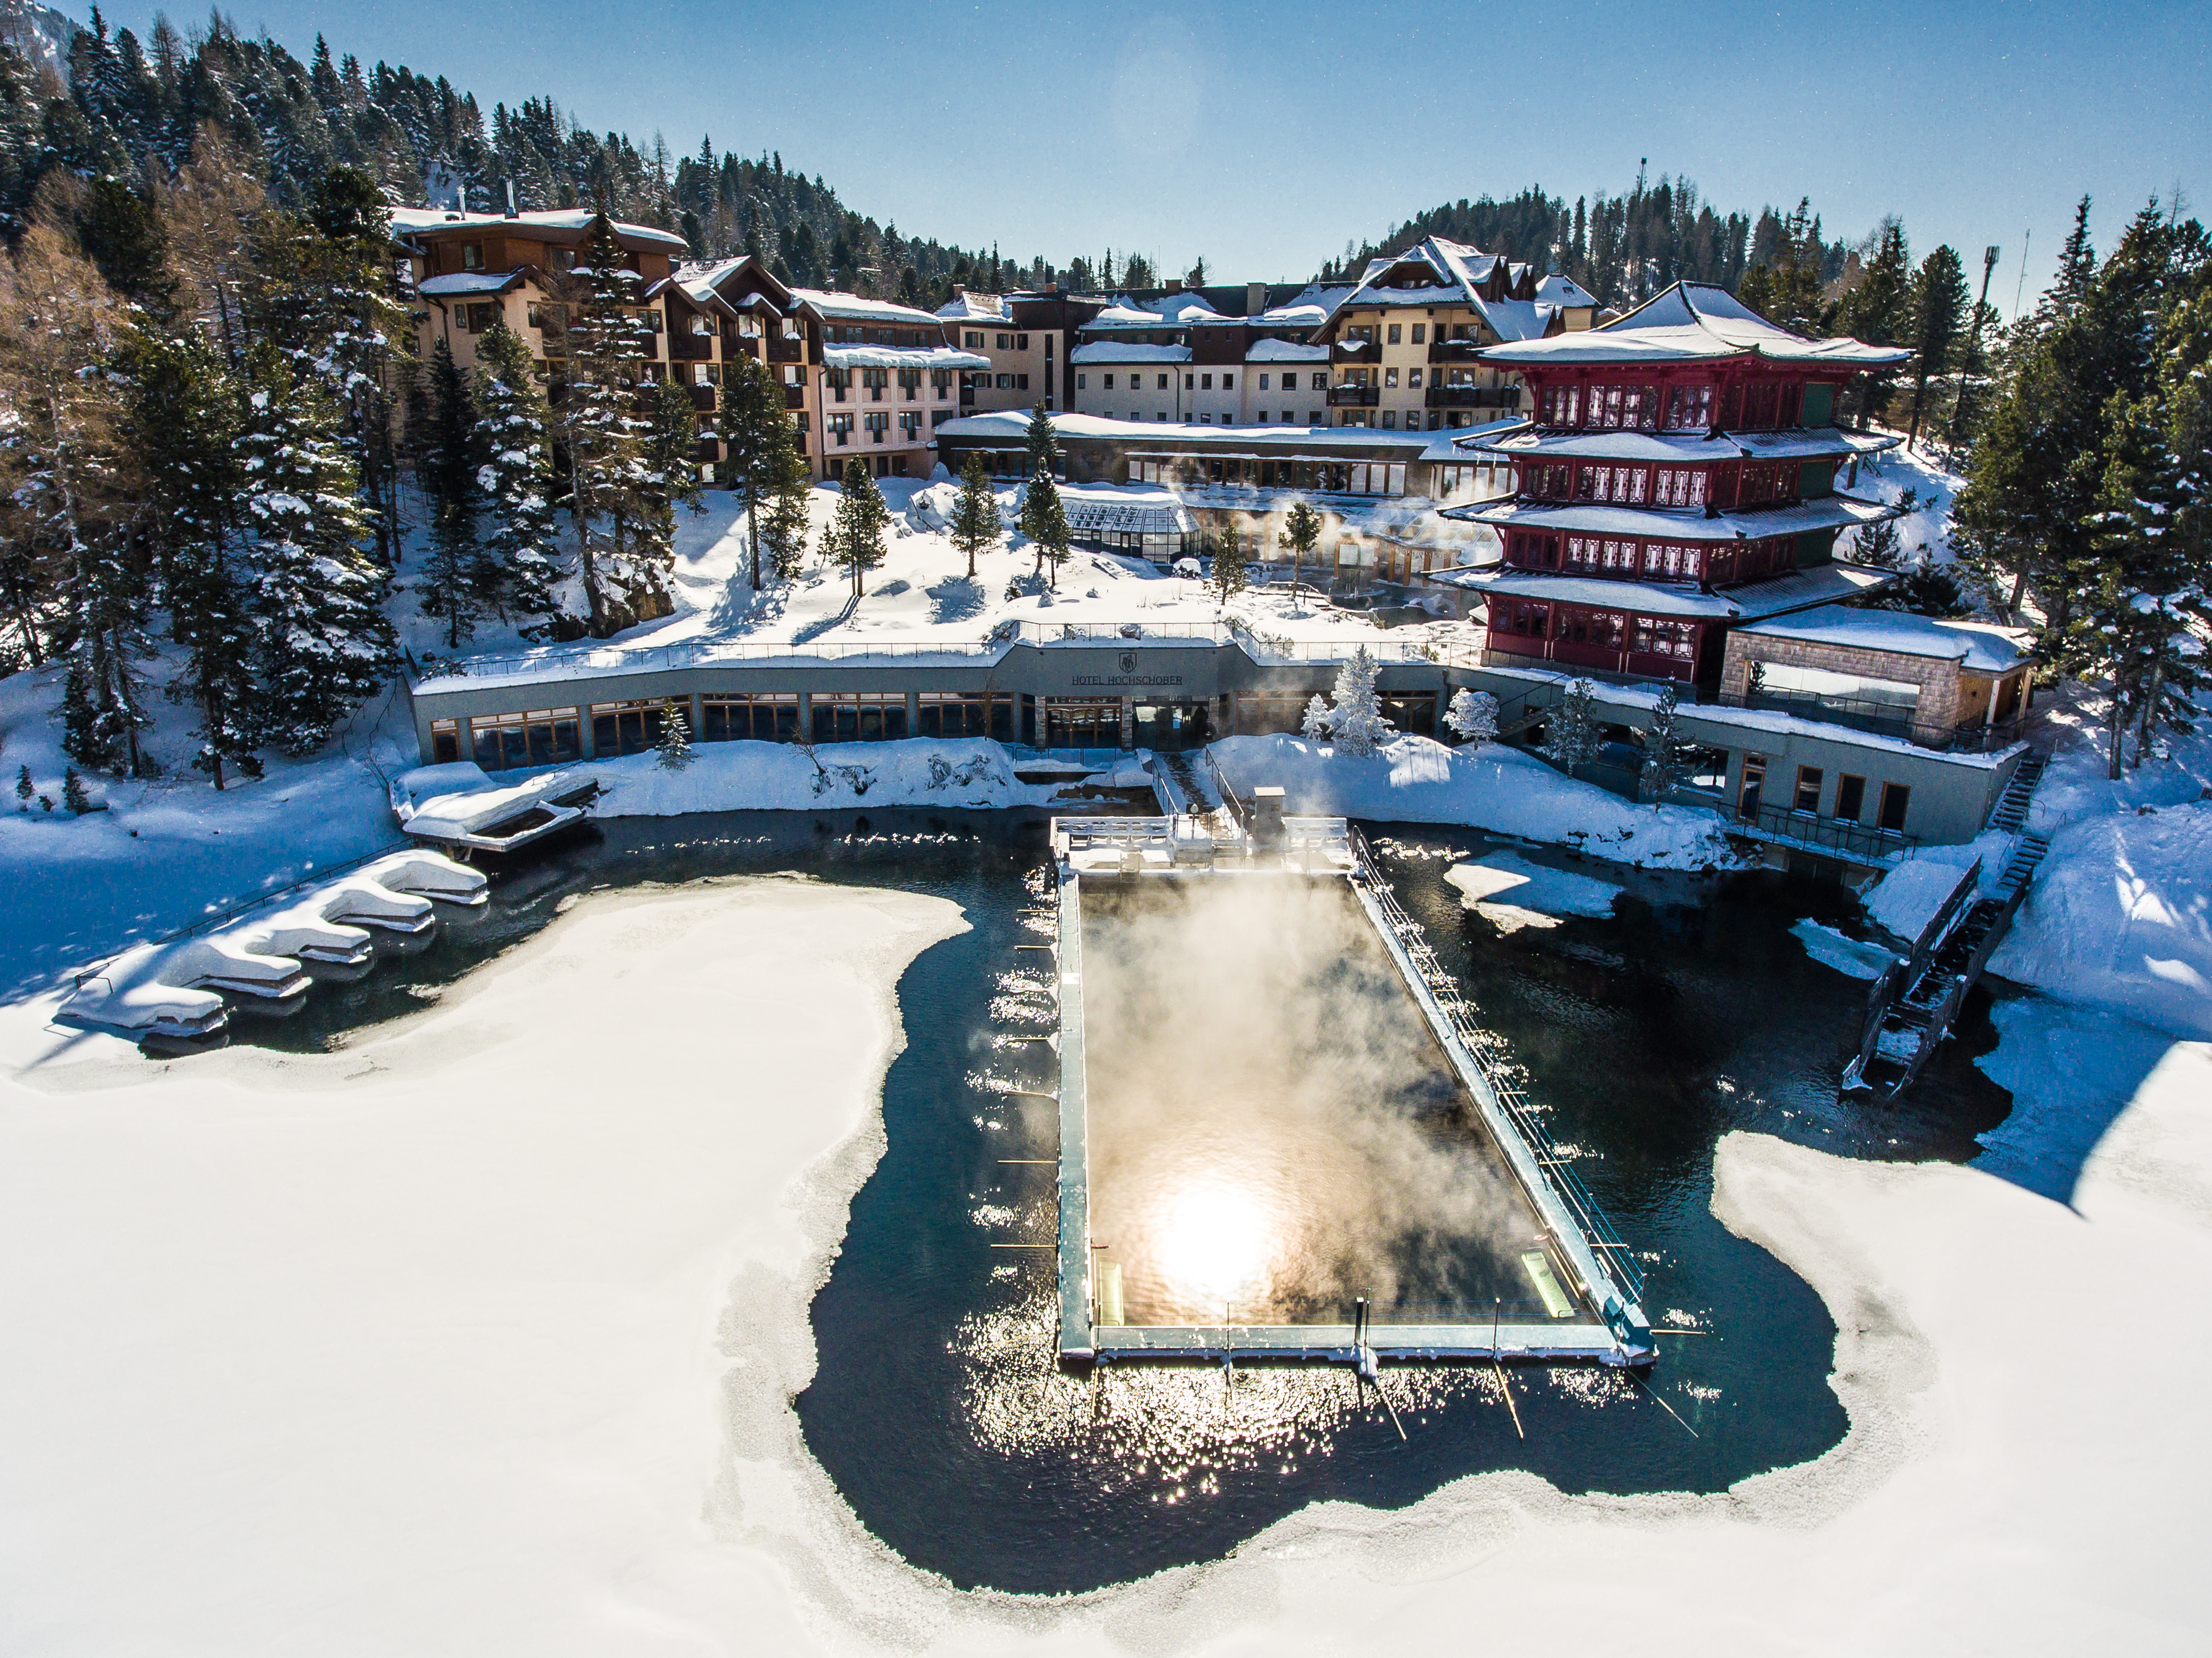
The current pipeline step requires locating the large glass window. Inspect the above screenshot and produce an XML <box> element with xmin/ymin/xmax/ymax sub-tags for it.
<box><xmin>811</xmin><ymin>692</ymin><xmax>908</xmax><ymax>743</ymax></box>
<box><xmin>916</xmin><ymin>692</ymin><xmax>1014</xmax><ymax>741</ymax></box>
<box><xmin>468</xmin><ymin>707</ymin><xmax>581</xmax><ymax>770</ymax></box>
<box><xmin>1041</xmin><ymin>697</ymin><xmax>1122</xmax><ymax>749</ymax></box>
<box><xmin>700</xmin><ymin>693</ymin><xmax>799</xmax><ymax>743</ymax></box>
<box><xmin>588</xmin><ymin>700</ymin><xmax>665</xmax><ymax>758</ymax></box>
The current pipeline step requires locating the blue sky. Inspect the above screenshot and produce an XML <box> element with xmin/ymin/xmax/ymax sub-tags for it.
<box><xmin>116</xmin><ymin>0</ymin><xmax>2206</xmax><ymax>316</ymax></box>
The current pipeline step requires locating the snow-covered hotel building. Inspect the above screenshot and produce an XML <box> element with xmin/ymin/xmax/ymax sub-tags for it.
<box><xmin>1308</xmin><ymin>238</ymin><xmax>1599</xmax><ymax>433</ymax></box>
<box><xmin>1065</xmin><ymin>283</ymin><xmax>1342</xmax><ymax>427</ymax></box>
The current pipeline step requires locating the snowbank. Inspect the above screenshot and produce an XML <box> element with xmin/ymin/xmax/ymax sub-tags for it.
<box><xmin>1791</xmin><ymin>918</ymin><xmax>1896</xmax><ymax>980</ymax></box>
<box><xmin>1862</xmin><ymin>846</ymin><xmax>1980</xmax><ymax>946</ymax></box>
<box><xmin>588</xmin><ymin>738</ymin><xmax>1063</xmax><ymax>816</ymax></box>
<box><xmin>1992</xmin><ymin>803</ymin><xmax>2212</xmax><ymax>1039</ymax></box>
<box><xmin>1</xmin><ymin>880</ymin><xmax>2204</xmax><ymax>1654</ymax></box>
<box><xmin>1213</xmin><ymin>733</ymin><xmax>1740</xmax><ymax>869</ymax></box>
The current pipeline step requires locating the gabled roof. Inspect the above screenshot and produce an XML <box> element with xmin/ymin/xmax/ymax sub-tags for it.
<box><xmin>1534</xmin><ymin>273</ymin><xmax>1599</xmax><ymax>308</ymax></box>
<box><xmin>936</xmin><ymin>290</ymin><xmax>1010</xmax><ymax>323</ymax></box>
<box><xmin>1478</xmin><ymin>282</ymin><xmax>1913</xmax><ymax>369</ymax></box>
<box><xmin>1084</xmin><ymin>292</ymin><xmax>1232</xmax><ymax>331</ymax></box>
<box><xmin>678</xmin><ymin>256</ymin><xmax>794</xmax><ymax>313</ymax></box>
<box><xmin>417</xmin><ymin>270</ymin><xmax>525</xmax><ymax>298</ymax></box>
<box><xmin>1319</xmin><ymin>236</ymin><xmax>1559</xmax><ymax>344</ymax></box>
<box><xmin>790</xmin><ymin>287</ymin><xmax>949</xmax><ymax>328</ymax></box>
<box><xmin>391</xmin><ymin>206</ymin><xmax>688</xmax><ymax>253</ymax></box>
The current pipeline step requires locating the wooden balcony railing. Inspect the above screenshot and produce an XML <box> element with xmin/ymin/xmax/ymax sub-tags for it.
<box><xmin>1326</xmin><ymin>384</ymin><xmax>1380</xmax><ymax>407</ymax></box>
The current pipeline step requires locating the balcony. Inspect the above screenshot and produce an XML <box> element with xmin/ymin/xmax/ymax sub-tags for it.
<box><xmin>1332</xmin><ymin>339</ymin><xmax>1381</xmax><ymax>365</ymax></box>
<box><xmin>723</xmin><ymin>335</ymin><xmax>759</xmax><ymax>361</ymax></box>
<box><xmin>688</xmin><ymin>386</ymin><xmax>716</xmax><ymax>413</ymax></box>
<box><xmin>1326</xmin><ymin>384</ymin><xmax>1380</xmax><ymax>407</ymax></box>
<box><xmin>782</xmin><ymin>386</ymin><xmax>805</xmax><ymax>411</ymax></box>
<box><xmin>1720</xmin><ymin>688</ymin><xmax>2040</xmax><ymax>754</ymax></box>
<box><xmin>1426</xmin><ymin>385</ymin><xmax>1520</xmax><ymax>408</ymax></box>
<box><xmin>1428</xmin><ymin>338</ymin><xmax>1487</xmax><ymax>364</ymax></box>
<box><xmin>1736</xmin><ymin>801</ymin><xmax>1915</xmax><ymax>862</ymax></box>
<box><xmin>669</xmin><ymin>333</ymin><xmax>714</xmax><ymax>361</ymax></box>
<box><xmin>765</xmin><ymin>335</ymin><xmax>803</xmax><ymax>364</ymax></box>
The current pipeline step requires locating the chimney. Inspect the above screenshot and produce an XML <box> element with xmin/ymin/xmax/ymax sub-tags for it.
<box><xmin>503</xmin><ymin>180</ymin><xmax>518</xmax><ymax>219</ymax></box>
<box><xmin>953</xmin><ymin>284</ymin><xmax>966</xmax><ymax>298</ymax></box>
<box><xmin>1246</xmin><ymin>281</ymin><xmax>1266</xmax><ymax>316</ymax></box>
<box><xmin>1046</xmin><ymin>280</ymin><xmax>1059</xmax><ymax>295</ymax></box>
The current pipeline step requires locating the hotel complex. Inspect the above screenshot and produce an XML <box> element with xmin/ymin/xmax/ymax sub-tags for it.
<box><xmin>391</xmin><ymin>208</ymin><xmax>2038</xmax><ymax>872</ymax></box>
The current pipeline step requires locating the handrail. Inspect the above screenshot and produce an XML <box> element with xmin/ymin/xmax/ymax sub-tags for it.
<box><xmin>1346</xmin><ymin>827</ymin><xmax>1644</xmax><ymax>1303</ymax></box>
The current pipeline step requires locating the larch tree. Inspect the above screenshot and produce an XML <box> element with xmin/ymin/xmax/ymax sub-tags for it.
<box><xmin>470</xmin><ymin>319</ymin><xmax>569</xmax><ymax>638</ymax></box>
<box><xmin>1282</xmin><ymin>500</ymin><xmax>1321</xmax><ymax>605</ymax></box>
<box><xmin>0</xmin><ymin>223</ymin><xmax>150</xmax><ymax>773</ymax></box>
<box><xmin>949</xmin><ymin>450</ymin><xmax>1000</xmax><ymax>578</ymax></box>
<box><xmin>824</xmin><ymin>458</ymin><xmax>889</xmax><ymax>599</ymax></box>
<box><xmin>238</xmin><ymin>348</ymin><xmax>396</xmax><ymax>754</ymax></box>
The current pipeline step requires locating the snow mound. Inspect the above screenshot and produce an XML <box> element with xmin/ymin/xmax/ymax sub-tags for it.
<box><xmin>588</xmin><ymin>738</ymin><xmax>1063</xmax><ymax>816</ymax></box>
<box><xmin>1212</xmin><ymin>734</ymin><xmax>1740</xmax><ymax>869</ymax></box>
<box><xmin>1990</xmin><ymin>803</ymin><xmax>2212</xmax><ymax>1039</ymax></box>
<box><xmin>1791</xmin><ymin>918</ymin><xmax>1897</xmax><ymax>980</ymax></box>
<box><xmin>1447</xmin><ymin>852</ymin><xmax>1622</xmax><ymax>932</ymax></box>
<box><xmin>1863</xmin><ymin>849</ymin><xmax>1979</xmax><ymax>947</ymax></box>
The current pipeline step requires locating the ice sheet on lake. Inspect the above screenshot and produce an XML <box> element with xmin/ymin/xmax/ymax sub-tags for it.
<box><xmin>1446</xmin><ymin>851</ymin><xmax>1622</xmax><ymax>933</ymax></box>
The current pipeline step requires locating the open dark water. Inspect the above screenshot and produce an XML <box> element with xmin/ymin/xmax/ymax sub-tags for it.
<box><xmin>251</xmin><ymin>809</ymin><xmax>2015</xmax><ymax>1595</ymax></box>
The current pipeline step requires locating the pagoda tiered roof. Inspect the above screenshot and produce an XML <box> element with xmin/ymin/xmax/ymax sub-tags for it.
<box><xmin>1477</xmin><ymin>282</ymin><xmax>1913</xmax><ymax>369</ymax></box>
<box><xmin>1429</xmin><ymin>560</ymin><xmax>1895</xmax><ymax>620</ymax></box>
<box><xmin>1460</xmin><ymin>423</ymin><xmax>1901</xmax><ymax>464</ymax></box>
<box><xmin>1447</xmin><ymin>492</ymin><xmax>1904</xmax><ymax>541</ymax></box>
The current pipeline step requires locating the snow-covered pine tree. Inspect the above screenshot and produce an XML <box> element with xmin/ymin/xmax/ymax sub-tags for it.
<box><xmin>1300</xmin><ymin>693</ymin><xmax>1332</xmax><ymax>741</ymax></box>
<box><xmin>545</xmin><ymin>212</ymin><xmax>667</xmax><ymax>634</ymax></box>
<box><xmin>1541</xmin><ymin>678</ymin><xmax>1598</xmax><ymax>773</ymax></box>
<box><xmin>759</xmin><ymin>447</ymin><xmax>812</xmax><ymax>581</ymax></box>
<box><xmin>719</xmin><ymin>352</ymin><xmax>798</xmax><ymax>590</ymax></box>
<box><xmin>655</xmin><ymin>696</ymin><xmax>695</xmax><ymax>769</ymax></box>
<box><xmin>1444</xmin><ymin>686</ymin><xmax>1498</xmax><ymax>744</ymax></box>
<box><xmin>1636</xmin><ymin>681</ymin><xmax>1689</xmax><ymax>805</ymax></box>
<box><xmin>950</xmin><ymin>450</ymin><xmax>1000</xmax><ymax>578</ymax></box>
<box><xmin>639</xmin><ymin>374</ymin><xmax>705</xmax><ymax>541</ymax></box>
<box><xmin>470</xmin><ymin>319</ymin><xmax>568</xmax><ymax>639</ymax></box>
<box><xmin>62</xmin><ymin>765</ymin><xmax>89</xmax><ymax>813</ymax></box>
<box><xmin>417</xmin><ymin>336</ymin><xmax>496</xmax><ymax>649</ymax></box>
<box><xmin>239</xmin><ymin>348</ymin><xmax>396</xmax><ymax>754</ymax></box>
<box><xmin>14</xmin><ymin>764</ymin><xmax>31</xmax><ymax>810</ymax></box>
<box><xmin>824</xmin><ymin>459</ymin><xmax>890</xmax><ymax>599</ymax></box>
<box><xmin>1904</xmin><ymin>244</ymin><xmax>1969</xmax><ymax>447</ymax></box>
<box><xmin>1327</xmin><ymin>645</ymin><xmax>1393</xmax><ymax>757</ymax></box>
<box><xmin>0</xmin><ymin>223</ymin><xmax>150</xmax><ymax>773</ymax></box>
<box><xmin>1281</xmin><ymin>501</ymin><xmax>1321</xmax><ymax>606</ymax></box>
<box><xmin>116</xmin><ymin>327</ymin><xmax>262</xmax><ymax>787</ymax></box>
<box><xmin>1210</xmin><ymin>528</ymin><xmax>1248</xmax><ymax>604</ymax></box>
<box><xmin>1017</xmin><ymin>439</ymin><xmax>1071</xmax><ymax>587</ymax></box>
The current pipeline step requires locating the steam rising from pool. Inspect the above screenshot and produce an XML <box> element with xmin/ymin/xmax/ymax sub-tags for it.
<box><xmin>1081</xmin><ymin>877</ymin><xmax>1563</xmax><ymax>1327</ymax></box>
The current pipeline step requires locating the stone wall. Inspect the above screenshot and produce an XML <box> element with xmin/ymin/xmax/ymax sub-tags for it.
<box><xmin>1719</xmin><ymin>632</ymin><xmax>1965</xmax><ymax>731</ymax></box>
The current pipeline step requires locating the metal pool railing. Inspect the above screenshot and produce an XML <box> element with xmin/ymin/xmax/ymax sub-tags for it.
<box><xmin>1346</xmin><ymin>826</ymin><xmax>1645</xmax><ymax>1304</ymax></box>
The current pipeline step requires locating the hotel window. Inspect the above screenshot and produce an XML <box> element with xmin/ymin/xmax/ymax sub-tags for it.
<box><xmin>994</xmin><ymin>373</ymin><xmax>1014</xmax><ymax>388</ymax></box>
<box><xmin>1185</xmin><ymin>374</ymin><xmax>1195</xmax><ymax>390</ymax></box>
<box><xmin>1384</xmin><ymin>367</ymin><xmax>1399</xmax><ymax>388</ymax></box>
<box><xmin>1630</xmin><ymin>617</ymin><xmax>1696</xmax><ymax>661</ymax></box>
<box><xmin>1653</xmin><ymin>467</ymin><xmax>1708</xmax><ymax>508</ymax></box>
<box><xmin>1835</xmin><ymin>774</ymin><xmax>1867</xmax><ymax>822</ymax></box>
<box><xmin>1642</xmin><ymin>541</ymin><xmax>1699</xmax><ymax>579</ymax></box>
<box><xmin>1665</xmin><ymin>384</ymin><xmax>1714</xmax><ymax>430</ymax></box>
<box><xmin>865</xmin><ymin>411</ymin><xmax>889</xmax><ymax>442</ymax></box>
<box><xmin>1537</xmin><ymin>384</ymin><xmax>1579</xmax><ymax>426</ymax></box>
<box><xmin>931</xmin><ymin>369</ymin><xmax>953</xmax><ymax>397</ymax></box>
<box><xmin>897</xmin><ymin>368</ymin><xmax>922</xmax><ymax>399</ymax></box>
<box><xmin>460</xmin><ymin>242</ymin><xmax>482</xmax><ymax>270</ymax></box>
<box><xmin>996</xmin><ymin>333</ymin><xmax>1011</xmax><ymax>349</ymax></box>
<box><xmin>1742</xmin><ymin>381</ymin><xmax>1782</xmax><ymax>429</ymax></box>
<box><xmin>1159</xmin><ymin>374</ymin><xmax>1170</xmax><ymax>390</ymax></box>
<box><xmin>699</xmin><ymin>693</ymin><xmax>799</xmax><ymax>743</ymax></box>
<box><xmin>1255</xmin><ymin>410</ymin><xmax>1269</xmax><ymax>424</ymax></box>
<box><xmin>588</xmin><ymin>700</ymin><xmax>667</xmax><ymax>759</ymax></box>
<box><xmin>1409</xmin><ymin>368</ymin><xmax>1422</xmax><ymax>387</ymax></box>
<box><xmin>862</xmin><ymin>367</ymin><xmax>888</xmax><ymax>400</ymax></box>
<box><xmin>1388</xmin><ymin>324</ymin><xmax>1402</xmax><ymax>344</ymax></box>
<box><xmin>1878</xmin><ymin>783</ymin><xmax>1911</xmax><ymax>832</ymax></box>
<box><xmin>827</xmin><ymin>368</ymin><xmax>850</xmax><ymax>402</ymax></box>
<box><xmin>1201</xmin><ymin>373</ymin><xmax>1213</xmax><ymax>390</ymax></box>
<box><xmin>811</xmin><ymin>692</ymin><xmax>908</xmax><ymax>744</ymax></box>
<box><xmin>467</xmin><ymin>707</ymin><xmax>581</xmax><ymax>770</ymax></box>
<box><xmin>1793</xmin><ymin>766</ymin><xmax>1824</xmax><ymax>814</ymax></box>
<box><xmin>917</xmin><ymin>691</ymin><xmax>1014</xmax><ymax>742</ymax></box>
<box><xmin>1016</xmin><ymin>333</ymin><xmax>1029</xmax><ymax>349</ymax></box>
<box><xmin>1042</xmin><ymin>696</ymin><xmax>1121</xmax><ymax>748</ymax></box>
<box><xmin>1412</xmin><ymin>323</ymin><xmax>1426</xmax><ymax>344</ymax></box>
<box><xmin>1739</xmin><ymin>755</ymin><xmax>1767</xmax><ymax>816</ymax></box>
<box><xmin>1222</xmin><ymin>373</ymin><xmax>1233</xmax><ymax>390</ymax></box>
<box><xmin>829</xmin><ymin>413</ymin><xmax>853</xmax><ymax>445</ymax></box>
<box><xmin>1524</xmin><ymin>463</ymin><xmax>1570</xmax><ymax>499</ymax></box>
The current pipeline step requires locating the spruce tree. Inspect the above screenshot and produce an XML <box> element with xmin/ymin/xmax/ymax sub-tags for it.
<box><xmin>62</xmin><ymin>765</ymin><xmax>90</xmax><ymax>813</ymax></box>
<box><xmin>949</xmin><ymin>451</ymin><xmax>1000</xmax><ymax>578</ymax></box>
<box><xmin>1444</xmin><ymin>686</ymin><xmax>1498</xmax><ymax>744</ymax></box>
<box><xmin>417</xmin><ymin>336</ymin><xmax>495</xmax><ymax>649</ymax></box>
<box><xmin>1018</xmin><ymin>465</ymin><xmax>1071</xmax><ymax>586</ymax></box>
<box><xmin>721</xmin><ymin>352</ymin><xmax>799</xmax><ymax>590</ymax></box>
<box><xmin>640</xmin><ymin>374</ymin><xmax>705</xmax><ymax>541</ymax></box>
<box><xmin>240</xmin><ymin>349</ymin><xmax>395</xmax><ymax>754</ymax></box>
<box><xmin>15</xmin><ymin>764</ymin><xmax>32</xmax><ymax>810</ymax></box>
<box><xmin>1837</xmin><ymin>218</ymin><xmax>1909</xmax><ymax>428</ymax></box>
<box><xmin>1637</xmin><ymin>681</ymin><xmax>1689</xmax><ymax>805</ymax></box>
<box><xmin>1022</xmin><ymin>399</ymin><xmax>1058</xmax><ymax>482</ymax></box>
<box><xmin>824</xmin><ymin>459</ymin><xmax>889</xmax><ymax>599</ymax></box>
<box><xmin>655</xmin><ymin>696</ymin><xmax>695</xmax><ymax>770</ymax></box>
<box><xmin>1904</xmin><ymin>245</ymin><xmax>1969</xmax><ymax>446</ymax></box>
<box><xmin>1326</xmin><ymin>646</ymin><xmax>1393</xmax><ymax>757</ymax></box>
<box><xmin>470</xmin><ymin>319</ymin><xmax>568</xmax><ymax>637</ymax></box>
<box><xmin>1300</xmin><ymin>693</ymin><xmax>1332</xmax><ymax>741</ymax></box>
<box><xmin>1210</xmin><ymin>528</ymin><xmax>1248</xmax><ymax>604</ymax></box>
<box><xmin>759</xmin><ymin>447</ymin><xmax>812</xmax><ymax>581</ymax></box>
<box><xmin>1542</xmin><ymin>679</ymin><xmax>1598</xmax><ymax>773</ymax></box>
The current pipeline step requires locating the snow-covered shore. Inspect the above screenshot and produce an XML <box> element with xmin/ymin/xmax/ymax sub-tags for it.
<box><xmin>1</xmin><ymin>878</ymin><xmax>2202</xmax><ymax>1655</ymax></box>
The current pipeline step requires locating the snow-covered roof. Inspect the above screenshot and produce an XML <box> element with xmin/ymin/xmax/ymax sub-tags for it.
<box><xmin>417</xmin><ymin>272</ymin><xmax>523</xmax><ymax>297</ymax></box>
<box><xmin>1419</xmin><ymin>418</ymin><xmax>1527</xmax><ymax>462</ymax></box>
<box><xmin>822</xmin><ymin>344</ymin><xmax>990</xmax><ymax>371</ymax></box>
<box><xmin>1465</xmin><ymin>423</ymin><xmax>1900</xmax><ymax>463</ymax></box>
<box><xmin>1320</xmin><ymin>236</ymin><xmax>1560</xmax><ymax>345</ymax></box>
<box><xmin>1071</xmin><ymin>341</ymin><xmax>1190</xmax><ymax>364</ymax></box>
<box><xmin>1252</xmin><ymin>284</ymin><xmax>1352</xmax><ymax>327</ymax></box>
<box><xmin>390</xmin><ymin>206</ymin><xmax>688</xmax><ymax>250</ymax></box>
<box><xmin>1735</xmin><ymin>605</ymin><xmax>2036</xmax><ymax>673</ymax></box>
<box><xmin>1432</xmin><ymin>560</ymin><xmax>1894</xmax><ymax>619</ymax></box>
<box><xmin>1478</xmin><ymin>282</ymin><xmax>1915</xmax><ymax>369</ymax></box>
<box><xmin>790</xmin><ymin>288</ymin><xmax>948</xmax><ymax>328</ymax></box>
<box><xmin>1448</xmin><ymin>491</ymin><xmax>1903</xmax><ymax>541</ymax></box>
<box><xmin>935</xmin><ymin>291</ymin><xmax>1010</xmax><ymax>322</ymax></box>
<box><xmin>1534</xmin><ymin>274</ymin><xmax>1599</xmax><ymax>308</ymax></box>
<box><xmin>937</xmin><ymin>410</ymin><xmax>1432</xmax><ymax>450</ymax></box>
<box><xmin>1244</xmin><ymin>338</ymin><xmax>1329</xmax><ymax>362</ymax></box>
<box><xmin>1085</xmin><ymin>292</ymin><xmax>1231</xmax><ymax>331</ymax></box>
